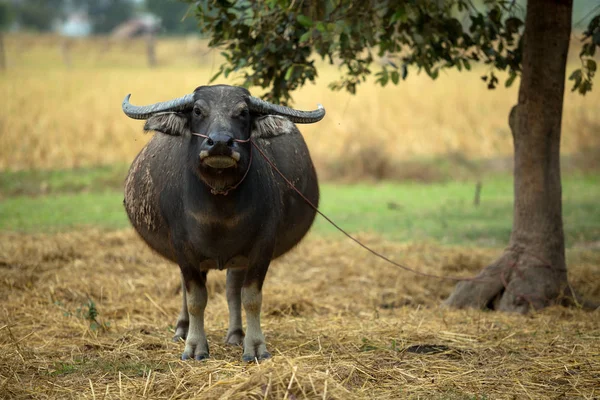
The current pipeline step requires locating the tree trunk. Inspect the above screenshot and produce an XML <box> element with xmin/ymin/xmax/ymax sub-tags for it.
<box><xmin>445</xmin><ymin>0</ymin><xmax>575</xmax><ymax>313</ymax></box>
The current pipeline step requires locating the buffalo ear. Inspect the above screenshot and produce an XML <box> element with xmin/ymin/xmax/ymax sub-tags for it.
<box><xmin>251</xmin><ymin>115</ymin><xmax>298</xmax><ymax>139</ymax></box>
<box><xmin>143</xmin><ymin>112</ymin><xmax>190</xmax><ymax>136</ymax></box>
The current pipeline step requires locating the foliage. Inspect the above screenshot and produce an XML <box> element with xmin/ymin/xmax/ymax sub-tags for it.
<box><xmin>11</xmin><ymin>0</ymin><xmax>66</xmax><ymax>31</ymax></box>
<box><xmin>185</xmin><ymin>0</ymin><xmax>599</xmax><ymax>104</ymax></box>
<box><xmin>57</xmin><ymin>298</ymin><xmax>110</xmax><ymax>331</ymax></box>
<box><xmin>145</xmin><ymin>0</ymin><xmax>197</xmax><ymax>34</ymax></box>
<box><xmin>88</xmin><ymin>0</ymin><xmax>134</xmax><ymax>34</ymax></box>
<box><xmin>0</xmin><ymin>1</ymin><xmax>13</xmax><ymax>31</ymax></box>
<box><xmin>76</xmin><ymin>299</ymin><xmax>110</xmax><ymax>331</ymax></box>
<box><xmin>570</xmin><ymin>14</ymin><xmax>600</xmax><ymax>94</ymax></box>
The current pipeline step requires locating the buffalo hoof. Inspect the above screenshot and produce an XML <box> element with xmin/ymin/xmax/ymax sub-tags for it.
<box><xmin>225</xmin><ymin>329</ymin><xmax>244</xmax><ymax>346</ymax></box>
<box><xmin>181</xmin><ymin>352</ymin><xmax>209</xmax><ymax>361</ymax></box>
<box><xmin>242</xmin><ymin>351</ymin><xmax>272</xmax><ymax>363</ymax></box>
<box><xmin>181</xmin><ymin>337</ymin><xmax>209</xmax><ymax>361</ymax></box>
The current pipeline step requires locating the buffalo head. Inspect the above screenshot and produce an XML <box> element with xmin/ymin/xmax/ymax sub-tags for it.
<box><xmin>122</xmin><ymin>85</ymin><xmax>325</xmax><ymax>194</ymax></box>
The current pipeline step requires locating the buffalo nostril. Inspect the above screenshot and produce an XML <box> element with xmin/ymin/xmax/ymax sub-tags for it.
<box><xmin>207</xmin><ymin>138</ymin><xmax>214</xmax><ymax>146</ymax></box>
<box><xmin>227</xmin><ymin>139</ymin><xmax>234</xmax><ymax>147</ymax></box>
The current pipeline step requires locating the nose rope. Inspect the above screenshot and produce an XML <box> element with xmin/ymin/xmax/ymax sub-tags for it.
<box><xmin>191</xmin><ymin>132</ymin><xmax>252</xmax><ymax>143</ymax></box>
<box><xmin>191</xmin><ymin>132</ymin><xmax>252</xmax><ymax>195</ymax></box>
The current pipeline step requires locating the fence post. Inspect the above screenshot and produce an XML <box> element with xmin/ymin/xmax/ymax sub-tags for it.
<box><xmin>61</xmin><ymin>37</ymin><xmax>72</xmax><ymax>69</ymax></box>
<box><xmin>473</xmin><ymin>181</ymin><xmax>482</xmax><ymax>207</ymax></box>
<box><xmin>146</xmin><ymin>32</ymin><xmax>156</xmax><ymax>68</ymax></box>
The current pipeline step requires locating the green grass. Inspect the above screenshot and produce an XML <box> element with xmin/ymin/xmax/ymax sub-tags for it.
<box><xmin>49</xmin><ymin>358</ymin><xmax>167</xmax><ymax>377</ymax></box>
<box><xmin>0</xmin><ymin>167</ymin><xmax>598</xmax><ymax>247</ymax></box>
<box><xmin>316</xmin><ymin>174</ymin><xmax>599</xmax><ymax>247</ymax></box>
<box><xmin>0</xmin><ymin>164</ymin><xmax>130</xmax><ymax>197</ymax></box>
<box><xmin>0</xmin><ymin>191</ymin><xmax>129</xmax><ymax>232</ymax></box>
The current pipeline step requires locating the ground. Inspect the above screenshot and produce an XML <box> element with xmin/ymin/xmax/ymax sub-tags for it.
<box><xmin>1</xmin><ymin>230</ymin><xmax>598</xmax><ymax>399</ymax></box>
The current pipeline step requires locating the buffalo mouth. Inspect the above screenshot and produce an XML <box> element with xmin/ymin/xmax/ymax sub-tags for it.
<box><xmin>203</xmin><ymin>156</ymin><xmax>237</xmax><ymax>168</ymax></box>
<box><xmin>200</xmin><ymin>150</ymin><xmax>241</xmax><ymax>169</ymax></box>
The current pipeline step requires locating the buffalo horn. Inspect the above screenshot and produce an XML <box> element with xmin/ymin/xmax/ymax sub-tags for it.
<box><xmin>248</xmin><ymin>96</ymin><xmax>325</xmax><ymax>124</ymax></box>
<box><xmin>122</xmin><ymin>93</ymin><xmax>195</xmax><ymax>120</ymax></box>
<box><xmin>122</xmin><ymin>92</ymin><xmax>325</xmax><ymax>124</ymax></box>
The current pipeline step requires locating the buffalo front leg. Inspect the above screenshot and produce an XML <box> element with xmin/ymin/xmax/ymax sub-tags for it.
<box><xmin>181</xmin><ymin>271</ymin><xmax>209</xmax><ymax>360</ymax></box>
<box><xmin>225</xmin><ymin>268</ymin><xmax>245</xmax><ymax>345</ymax></box>
<box><xmin>173</xmin><ymin>272</ymin><xmax>189</xmax><ymax>342</ymax></box>
<box><xmin>241</xmin><ymin>261</ymin><xmax>271</xmax><ymax>362</ymax></box>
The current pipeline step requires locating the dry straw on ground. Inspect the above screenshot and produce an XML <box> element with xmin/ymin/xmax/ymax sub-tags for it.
<box><xmin>1</xmin><ymin>229</ymin><xmax>598</xmax><ymax>399</ymax></box>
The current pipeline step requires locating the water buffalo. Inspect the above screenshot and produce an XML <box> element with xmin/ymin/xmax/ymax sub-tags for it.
<box><xmin>121</xmin><ymin>85</ymin><xmax>325</xmax><ymax>361</ymax></box>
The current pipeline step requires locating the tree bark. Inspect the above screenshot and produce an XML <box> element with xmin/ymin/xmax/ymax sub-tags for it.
<box><xmin>445</xmin><ymin>0</ymin><xmax>575</xmax><ymax>313</ymax></box>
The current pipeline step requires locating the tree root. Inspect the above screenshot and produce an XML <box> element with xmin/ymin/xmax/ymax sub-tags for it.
<box><xmin>444</xmin><ymin>248</ymin><xmax>598</xmax><ymax>313</ymax></box>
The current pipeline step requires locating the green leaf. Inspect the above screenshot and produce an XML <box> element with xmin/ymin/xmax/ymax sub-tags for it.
<box><xmin>297</xmin><ymin>15</ymin><xmax>312</xmax><ymax>27</ymax></box>
<box><xmin>505</xmin><ymin>71</ymin><xmax>517</xmax><ymax>87</ymax></box>
<box><xmin>391</xmin><ymin>6</ymin><xmax>407</xmax><ymax>23</ymax></box>
<box><xmin>299</xmin><ymin>31</ymin><xmax>312</xmax><ymax>43</ymax></box>
<box><xmin>578</xmin><ymin>79</ymin><xmax>592</xmax><ymax>95</ymax></box>
<box><xmin>284</xmin><ymin>65</ymin><xmax>295</xmax><ymax>80</ymax></box>
<box><xmin>375</xmin><ymin>69</ymin><xmax>389</xmax><ymax>86</ymax></box>
<box><xmin>569</xmin><ymin>68</ymin><xmax>583</xmax><ymax>92</ymax></box>
<box><xmin>587</xmin><ymin>59</ymin><xmax>597</xmax><ymax>73</ymax></box>
<box><xmin>391</xmin><ymin>70</ymin><xmax>399</xmax><ymax>84</ymax></box>
<box><xmin>209</xmin><ymin>70</ymin><xmax>223</xmax><ymax>83</ymax></box>
<box><xmin>463</xmin><ymin>59</ymin><xmax>471</xmax><ymax>71</ymax></box>
<box><xmin>569</xmin><ymin>69</ymin><xmax>583</xmax><ymax>81</ymax></box>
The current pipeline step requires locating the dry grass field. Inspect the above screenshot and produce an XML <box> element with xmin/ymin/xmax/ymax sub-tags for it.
<box><xmin>1</xmin><ymin>34</ymin><xmax>599</xmax><ymax>179</ymax></box>
<box><xmin>1</xmin><ymin>230</ymin><xmax>599</xmax><ymax>399</ymax></box>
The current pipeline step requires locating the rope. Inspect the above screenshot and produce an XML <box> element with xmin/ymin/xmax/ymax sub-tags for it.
<box><xmin>250</xmin><ymin>139</ymin><xmax>491</xmax><ymax>283</ymax></box>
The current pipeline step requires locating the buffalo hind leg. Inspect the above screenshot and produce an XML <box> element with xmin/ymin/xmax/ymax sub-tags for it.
<box><xmin>241</xmin><ymin>259</ymin><xmax>271</xmax><ymax>362</ymax></box>
<box><xmin>173</xmin><ymin>272</ymin><xmax>189</xmax><ymax>342</ymax></box>
<box><xmin>181</xmin><ymin>271</ymin><xmax>209</xmax><ymax>360</ymax></box>
<box><xmin>225</xmin><ymin>268</ymin><xmax>245</xmax><ymax>345</ymax></box>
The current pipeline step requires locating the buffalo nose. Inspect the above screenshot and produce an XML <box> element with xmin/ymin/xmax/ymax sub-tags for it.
<box><xmin>206</xmin><ymin>133</ymin><xmax>235</xmax><ymax>148</ymax></box>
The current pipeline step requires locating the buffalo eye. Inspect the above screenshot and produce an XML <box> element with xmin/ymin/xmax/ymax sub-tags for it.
<box><xmin>193</xmin><ymin>106</ymin><xmax>203</xmax><ymax>117</ymax></box>
<box><xmin>234</xmin><ymin>108</ymin><xmax>249</xmax><ymax>119</ymax></box>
